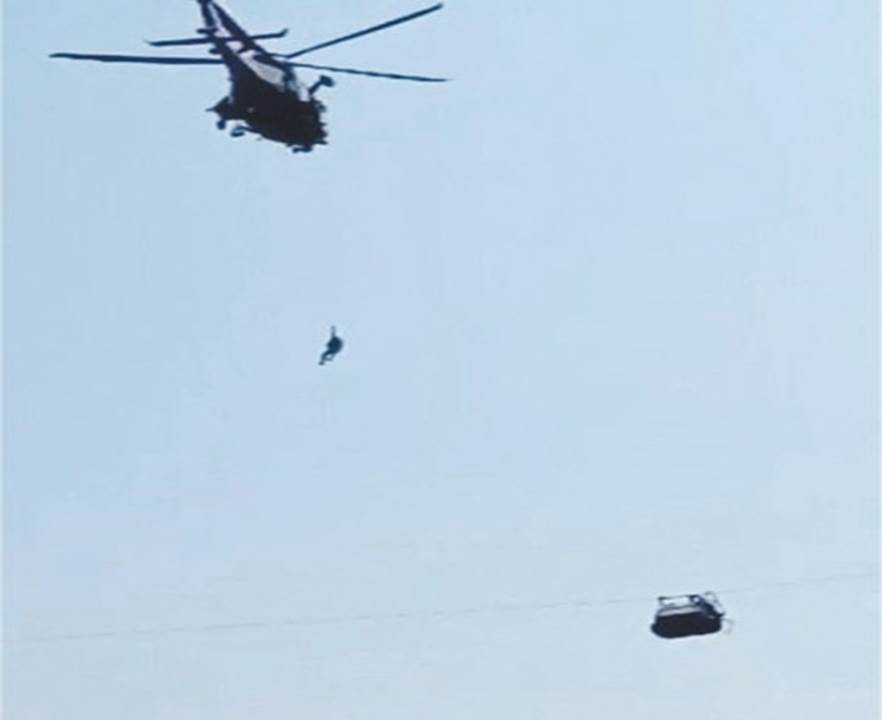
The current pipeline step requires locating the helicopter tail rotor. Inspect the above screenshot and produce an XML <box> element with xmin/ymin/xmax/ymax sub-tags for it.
<box><xmin>148</xmin><ymin>29</ymin><xmax>288</xmax><ymax>48</ymax></box>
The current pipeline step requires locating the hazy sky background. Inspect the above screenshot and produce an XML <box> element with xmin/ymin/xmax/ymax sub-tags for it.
<box><xmin>4</xmin><ymin>1</ymin><xmax>879</xmax><ymax>718</ymax></box>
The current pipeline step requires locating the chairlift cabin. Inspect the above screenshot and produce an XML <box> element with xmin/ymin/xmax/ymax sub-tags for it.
<box><xmin>650</xmin><ymin>592</ymin><xmax>725</xmax><ymax>639</ymax></box>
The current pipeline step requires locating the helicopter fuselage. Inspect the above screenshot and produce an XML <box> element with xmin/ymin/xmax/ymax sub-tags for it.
<box><xmin>211</xmin><ymin>54</ymin><xmax>327</xmax><ymax>151</ymax></box>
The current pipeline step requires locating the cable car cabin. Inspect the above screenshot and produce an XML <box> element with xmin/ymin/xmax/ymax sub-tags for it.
<box><xmin>651</xmin><ymin>593</ymin><xmax>725</xmax><ymax>639</ymax></box>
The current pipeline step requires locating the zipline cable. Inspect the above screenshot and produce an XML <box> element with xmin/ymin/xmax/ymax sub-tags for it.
<box><xmin>10</xmin><ymin>568</ymin><xmax>877</xmax><ymax>646</ymax></box>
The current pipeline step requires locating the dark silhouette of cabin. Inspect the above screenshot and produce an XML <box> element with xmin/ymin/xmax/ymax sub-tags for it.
<box><xmin>650</xmin><ymin>593</ymin><xmax>725</xmax><ymax>639</ymax></box>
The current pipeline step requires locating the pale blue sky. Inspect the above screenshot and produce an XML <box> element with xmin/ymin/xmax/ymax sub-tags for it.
<box><xmin>4</xmin><ymin>1</ymin><xmax>879</xmax><ymax>718</ymax></box>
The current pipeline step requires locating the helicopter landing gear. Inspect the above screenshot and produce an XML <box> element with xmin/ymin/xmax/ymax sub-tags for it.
<box><xmin>230</xmin><ymin>125</ymin><xmax>248</xmax><ymax>138</ymax></box>
<box><xmin>216</xmin><ymin>118</ymin><xmax>227</xmax><ymax>130</ymax></box>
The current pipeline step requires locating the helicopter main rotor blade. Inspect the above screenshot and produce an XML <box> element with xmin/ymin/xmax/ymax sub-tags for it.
<box><xmin>50</xmin><ymin>53</ymin><xmax>224</xmax><ymax>65</ymax></box>
<box><xmin>287</xmin><ymin>60</ymin><xmax>447</xmax><ymax>82</ymax></box>
<box><xmin>282</xmin><ymin>3</ymin><xmax>443</xmax><ymax>59</ymax></box>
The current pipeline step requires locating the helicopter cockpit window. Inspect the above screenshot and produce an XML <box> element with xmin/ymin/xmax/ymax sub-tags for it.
<box><xmin>243</xmin><ymin>53</ymin><xmax>289</xmax><ymax>91</ymax></box>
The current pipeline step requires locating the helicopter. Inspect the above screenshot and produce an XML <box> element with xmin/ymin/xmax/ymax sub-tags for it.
<box><xmin>50</xmin><ymin>0</ymin><xmax>446</xmax><ymax>153</ymax></box>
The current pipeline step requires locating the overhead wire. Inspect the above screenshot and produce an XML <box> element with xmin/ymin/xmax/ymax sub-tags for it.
<box><xmin>9</xmin><ymin>568</ymin><xmax>877</xmax><ymax>646</ymax></box>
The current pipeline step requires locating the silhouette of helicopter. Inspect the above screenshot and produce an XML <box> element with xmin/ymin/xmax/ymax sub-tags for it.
<box><xmin>51</xmin><ymin>0</ymin><xmax>446</xmax><ymax>153</ymax></box>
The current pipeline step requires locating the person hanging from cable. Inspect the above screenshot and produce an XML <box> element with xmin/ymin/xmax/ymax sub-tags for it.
<box><xmin>319</xmin><ymin>326</ymin><xmax>344</xmax><ymax>365</ymax></box>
